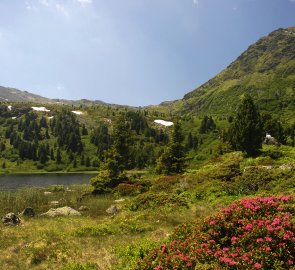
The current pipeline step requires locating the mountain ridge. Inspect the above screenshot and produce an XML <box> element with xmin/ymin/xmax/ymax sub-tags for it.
<box><xmin>1</xmin><ymin>26</ymin><xmax>294</xmax><ymax>118</ymax></box>
<box><xmin>175</xmin><ymin>26</ymin><xmax>295</xmax><ymax>119</ymax></box>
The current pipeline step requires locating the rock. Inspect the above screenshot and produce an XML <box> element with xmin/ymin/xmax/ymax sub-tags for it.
<box><xmin>263</xmin><ymin>134</ymin><xmax>280</xmax><ymax>146</ymax></box>
<box><xmin>40</xmin><ymin>206</ymin><xmax>81</xmax><ymax>217</ymax></box>
<box><xmin>20</xmin><ymin>207</ymin><xmax>35</xmax><ymax>217</ymax></box>
<box><xmin>114</xmin><ymin>198</ymin><xmax>125</xmax><ymax>203</ymax></box>
<box><xmin>2</xmin><ymin>213</ymin><xmax>21</xmax><ymax>225</ymax></box>
<box><xmin>78</xmin><ymin>206</ymin><xmax>89</xmax><ymax>211</ymax></box>
<box><xmin>44</xmin><ymin>191</ymin><xmax>52</xmax><ymax>196</ymax></box>
<box><xmin>279</xmin><ymin>164</ymin><xmax>293</xmax><ymax>170</ymax></box>
<box><xmin>106</xmin><ymin>205</ymin><xmax>118</xmax><ymax>215</ymax></box>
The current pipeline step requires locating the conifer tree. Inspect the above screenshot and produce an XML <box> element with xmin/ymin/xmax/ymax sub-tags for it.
<box><xmin>156</xmin><ymin>121</ymin><xmax>186</xmax><ymax>174</ymax></box>
<box><xmin>229</xmin><ymin>94</ymin><xmax>264</xmax><ymax>156</ymax></box>
<box><xmin>56</xmin><ymin>148</ymin><xmax>62</xmax><ymax>164</ymax></box>
<box><xmin>91</xmin><ymin>116</ymin><xmax>130</xmax><ymax>193</ymax></box>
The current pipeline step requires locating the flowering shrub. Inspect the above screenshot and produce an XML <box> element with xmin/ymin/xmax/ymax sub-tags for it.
<box><xmin>115</xmin><ymin>183</ymin><xmax>145</xmax><ymax>196</ymax></box>
<box><xmin>135</xmin><ymin>195</ymin><xmax>295</xmax><ymax>269</ymax></box>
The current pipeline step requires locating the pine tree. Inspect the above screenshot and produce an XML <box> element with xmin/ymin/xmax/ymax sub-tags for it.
<box><xmin>229</xmin><ymin>94</ymin><xmax>264</xmax><ymax>156</ymax></box>
<box><xmin>56</xmin><ymin>148</ymin><xmax>62</xmax><ymax>164</ymax></box>
<box><xmin>91</xmin><ymin>116</ymin><xmax>130</xmax><ymax>193</ymax></box>
<box><xmin>156</xmin><ymin>122</ymin><xmax>186</xmax><ymax>174</ymax></box>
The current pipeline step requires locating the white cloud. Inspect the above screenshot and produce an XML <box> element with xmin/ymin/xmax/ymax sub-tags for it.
<box><xmin>76</xmin><ymin>0</ymin><xmax>92</xmax><ymax>4</ymax></box>
<box><xmin>25</xmin><ymin>1</ymin><xmax>38</xmax><ymax>11</ymax></box>
<box><xmin>39</xmin><ymin>0</ymin><xmax>50</xmax><ymax>7</ymax></box>
<box><xmin>193</xmin><ymin>0</ymin><xmax>199</xmax><ymax>5</ymax></box>
<box><xmin>55</xmin><ymin>3</ymin><xmax>69</xmax><ymax>17</ymax></box>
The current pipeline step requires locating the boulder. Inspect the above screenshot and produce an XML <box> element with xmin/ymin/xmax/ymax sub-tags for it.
<box><xmin>78</xmin><ymin>206</ymin><xmax>89</xmax><ymax>211</ymax></box>
<box><xmin>20</xmin><ymin>207</ymin><xmax>35</xmax><ymax>217</ymax></box>
<box><xmin>44</xmin><ymin>191</ymin><xmax>52</xmax><ymax>196</ymax></box>
<box><xmin>106</xmin><ymin>205</ymin><xmax>118</xmax><ymax>215</ymax></box>
<box><xmin>2</xmin><ymin>213</ymin><xmax>21</xmax><ymax>225</ymax></box>
<box><xmin>40</xmin><ymin>206</ymin><xmax>81</xmax><ymax>217</ymax></box>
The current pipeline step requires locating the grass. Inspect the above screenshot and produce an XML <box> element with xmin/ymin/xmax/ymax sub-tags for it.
<box><xmin>0</xmin><ymin>145</ymin><xmax>294</xmax><ymax>269</ymax></box>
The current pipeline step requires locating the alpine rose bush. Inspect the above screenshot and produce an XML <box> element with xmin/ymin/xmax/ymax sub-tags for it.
<box><xmin>135</xmin><ymin>195</ymin><xmax>295</xmax><ymax>269</ymax></box>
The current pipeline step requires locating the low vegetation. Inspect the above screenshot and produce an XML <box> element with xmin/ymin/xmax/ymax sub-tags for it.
<box><xmin>0</xmin><ymin>144</ymin><xmax>294</xmax><ymax>269</ymax></box>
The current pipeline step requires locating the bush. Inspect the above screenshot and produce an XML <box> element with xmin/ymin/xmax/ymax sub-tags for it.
<box><xmin>136</xmin><ymin>195</ymin><xmax>295</xmax><ymax>269</ymax></box>
<box><xmin>128</xmin><ymin>192</ymin><xmax>189</xmax><ymax>211</ymax></box>
<box><xmin>115</xmin><ymin>183</ymin><xmax>145</xmax><ymax>196</ymax></box>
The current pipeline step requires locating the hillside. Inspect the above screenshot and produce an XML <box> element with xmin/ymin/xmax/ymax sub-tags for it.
<box><xmin>0</xmin><ymin>87</ymin><xmax>52</xmax><ymax>103</ymax></box>
<box><xmin>0</xmin><ymin>86</ymin><xmax>109</xmax><ymax>107</ymax></box>
<box><xmin>165</xmin><ymin>27</ymin><xmax>295</xmax><ymax>121</ymax></box>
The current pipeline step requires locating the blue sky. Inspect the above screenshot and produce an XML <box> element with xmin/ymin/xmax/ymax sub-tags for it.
<box><xmin>0</xmin><ymin>0</ymin><xmax>294</xmax><ymax>106</ymax></box>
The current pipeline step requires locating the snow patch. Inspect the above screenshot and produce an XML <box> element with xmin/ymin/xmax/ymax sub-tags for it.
<box><xmin>8</xmin><ymin>105</ymin><xmax>12</xmax><ymax>111</ymax></box>
<box><xmin>71</xmin><ymin>111</ymin><xmax>83</xmax><ymax>115</ymax></box>
<box><xmin>154</xmin><ymin>119</ymin><xmax>174</xmax><ymax>127</ymax></box>
<box><xmin>47</xmin><ymin>116</ymin><xmax>54</xmax><ymax>119</ymax></box>
<box><xmin>32</xmin><ymin>106</ymin><xmax>50</xmax><ymax>112</ymax></box>
<box><xmin>12</xmin><ymin>117</ymin><xmax>17</xmax><ymax>119</ymax></box>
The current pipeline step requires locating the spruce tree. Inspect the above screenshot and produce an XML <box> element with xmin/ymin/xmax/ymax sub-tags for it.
<box><xmin>229</xmin><ymin>94</ymin><xmax>264</xmax><ymax>156</ymax></box>
<box><xmin>91</xmin><ymin>116</ymin><xmax>130</xmax><ymax>193</ymax></box>
<box><xmin>56</xmin><ymin>148</ymin><xmax>62</xmax><ymax>164</ymax></box>
<box><xmin>156</xmin><ymin>121</ymin><xmax>186</xmax><ymax>174</ymax></box>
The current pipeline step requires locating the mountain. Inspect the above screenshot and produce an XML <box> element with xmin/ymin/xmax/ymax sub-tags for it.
<box><xmin>0</xmin><ymin>86</ymin><xmax>108</xmax><ymax>106</ymax></box>
<box><xmin>173</xmin><ymin>27</ymin><xmax>295</xmax><ymax>120</ymax></box>
<box><xmin>0</xmin><ymin>86</ymin><xmax>52</xmax><ymax>103</ymax></box>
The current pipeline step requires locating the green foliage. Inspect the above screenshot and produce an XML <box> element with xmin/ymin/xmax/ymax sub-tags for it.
<box><xmin>136</xmin><ymin>195</ymin><xmax>295</xmax><ymax>270</ymax></box>
<box><xmin>156</xmin><ymin>122</ymin><xmax>186</xmax><ymax>174</ymax></box>
<box><xmin>199</xmin><ymin>115</ymin><xmax>216</xmax><ymax>134</ymax></box>
<box><xmin>180</xmin><ymin>27</ymin><xmax>295</xmax><ymax>120</ymax></box>
<box><xmin>229</xmin><ymin>94</ymin><xmax>264</xmax><ymax>156</ymax></box>
<box><xmin>128</xmin><ymin>192</ymin><xmax>189</xmax><ymax>211</ymax></box>
<box><xmin>115</xmin><ymin>240</ymin><xmax>160</xmax><ymax>270</ymax></box>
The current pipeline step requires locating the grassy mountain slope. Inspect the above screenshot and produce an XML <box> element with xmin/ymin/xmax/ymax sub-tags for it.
<box><xmin>171</xmin><ymin>27</ymin><xmax>295</xmax><ymax>121</ymax></box>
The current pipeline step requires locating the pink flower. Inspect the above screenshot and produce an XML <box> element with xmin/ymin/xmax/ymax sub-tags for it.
<box><xmin>256</xmin><ymin>238</ymin><xmax>263</xmax><ymax>243</ymax></box>
<box><xmin>186</xmin><ymin>262</ymin><xmax>192</xmax><ymax>267</ymax></box>
<box><xmin>254</xmin><ymin>263</ymin><xmax>262</xmax><ymax>269</ymax></box>
<box><xmin>231</xmin><ymin>236</ymin><xmax>238</xmax><ymax>244</ymax></box>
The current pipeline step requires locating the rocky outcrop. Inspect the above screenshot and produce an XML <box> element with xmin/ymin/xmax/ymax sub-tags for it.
<box><xmin>106</xmin><ymin>205</ymin><xmax>118</xmax><ymax>215</ymax></box>
<box><xmin>78</xmin><ymin>206</ymin><xmax>89</xmax><ymax>211</ymax></box>
<box><xmin>2</xmin><ymin>213</ymin><xmax>21</xmax><ymax>225</ymax></box>
<box><xmin>40</xmin><ymin>206</ymin><xmax>81</xmax><ymax>217</ymax></box>
<box><xmin>20</xmin><ymin>207</ymin><xmax>35</xmax><ymax>217</ymax></box>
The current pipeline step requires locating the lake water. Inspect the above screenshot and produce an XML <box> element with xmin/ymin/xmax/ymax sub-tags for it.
<box><xmin>0</xmin><ymin>173</ymin><xmax>96</xmax><ymax>190</ymax></box>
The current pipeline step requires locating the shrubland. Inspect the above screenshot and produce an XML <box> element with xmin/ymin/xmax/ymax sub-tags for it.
<box><xmin>0</xmin><ymin>144</ymin><xmax>294</xmax><ymax>269</ymax></box>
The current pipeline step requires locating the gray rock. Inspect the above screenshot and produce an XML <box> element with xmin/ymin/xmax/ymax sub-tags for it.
<box><xmin>44</xmin><ymin>191</ymin><xmax>52</xmax><ymax>196</ymax></box>
<box><xmin>78</xmin><ymin>206</ymin><xmax>89</xmax><ymax>211</ymax></box>
<box><xmin>40</xmin><ymin>206</ymin><xmax>81</xmax><ymax>217</ymax></box>
<box><xmin>106</xmin><ymin>205</ymin><xmax>118</xmax><ymax>215</ymax></box>
<box><xmin>20</xmin><ymin>207</ymin><xmax>35</xmax><ymax>217</ymax></box>
<box><xmin>114</xmin><ymin>198</ymin><xmax>125</xmax><ymax>203</ymax></box>
<box><xmin>2</xmin><ymin>213</ymin><xmax>21</xmax><ymax>225</ymax></box>
<box><xmin>279</xmin><ymin>164</ymin><xmax>293</xmax><ymax>170</ymax></box>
